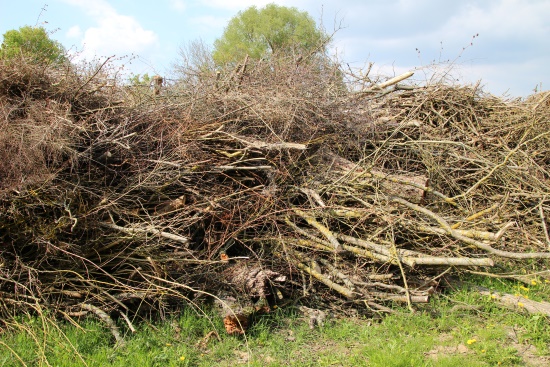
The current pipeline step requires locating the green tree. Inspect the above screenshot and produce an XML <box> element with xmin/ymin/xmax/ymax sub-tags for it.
<box><xmin>212</xmin><ymin>3</ymin><xmax>327</xmax><ymax>65</ymax></box>
<box><xmin>0</xmin><ymin>26</ymin><xmax>65</xmax><ymax>64</ymax></box>
<box><xmin>128</xmin><ymin>73</ymin><xmax>153</xmax><ymax>86</ymax></box>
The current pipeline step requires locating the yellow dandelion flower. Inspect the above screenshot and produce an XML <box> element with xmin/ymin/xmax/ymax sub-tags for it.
<box><xmin>166</xmin><ymin>343</ymin><xmax>172</xmax><ymax>347</ymax></box>
<box><xmin>491</xmin><ymin>294</ymin><xmax>497</xmax><ymax>299</ymax></box>
<box><xmin>519</xmin><ymin>286</ymin><xmax>529</xmax><ymax>291</ymax></box>
<box><xmin>531</xmin><ymin>280</ymin><xmax>538</xmax><ymax>286</ymax></box>
<box><xmin>518</xmin><ymin>302</ymin><xmax>524</xmax><ymax>308</ymax></box>
<box><xmin>481</xmin><ymin>349</ymin><xmax>486</xmax><ymax>353</ymax></box>
<box><xmin>467</xmin><ymin>339</ymin><xmax>477</xmax><ymax>345</ymax></box>
<box><xmin>524</xmin><ymin>294</ymin><xmax>529</xmax><ymax>299</ymax></box>
<box><xmin>180</xmin><ymin>356</ymin><xmax>186</xmax><ymax>361</ymax></box>
<box><xmin>514</xmin><ymin>293</ymin><xmax>521</xmax><ymax>297</ymax></box>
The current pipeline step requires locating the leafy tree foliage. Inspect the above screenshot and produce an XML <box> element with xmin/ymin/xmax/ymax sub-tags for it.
<box><xmin>0</xmin><ymin>26</ymin><xmax>65</xmax><ymax>64</ymax></box>
<box><xmin>128</xmin><ymin>73</ymin><xmax>153</xmax><ymax>86</ymax></box>
<box><xmin>213</xmin><ymin>3</ymin><xmax>327</xmax><ymax>65</ymax></box>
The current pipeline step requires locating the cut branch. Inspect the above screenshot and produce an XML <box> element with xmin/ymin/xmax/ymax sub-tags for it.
<box><xmin>371</xmin><ymin>71</ymin><xmax>415</xmax><ymax>90</ymax></box>
<box><xmin>101</xmin><ymin>222</ymin><xmax>189</xmax><ymax>245</ymax></box>
<box><xmin>294</xmin><ymin>209</ymin><xmax>343</xmax><ymax>251</ymax></box>
<box><xmin>80</xmin><ymin>303</ymin><xmax>125</xmax><ymax>347</ymax></box>
<box><xmin>392</xmin><ymin>197</ymin><xmax>550</xmax><ymax>259</ymax></box>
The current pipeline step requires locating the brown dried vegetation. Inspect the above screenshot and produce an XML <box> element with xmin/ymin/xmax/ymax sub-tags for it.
<box><xmin>0</xmin><ymin>54</ymin><xmax>549</xmax><ymax>335</ymax></box>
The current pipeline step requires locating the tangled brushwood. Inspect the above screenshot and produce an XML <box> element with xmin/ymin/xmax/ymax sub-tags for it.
<box><xmin>1</xmin><ymin>54</ymin><xmax>549</xmax><ymax>336</ymax></box>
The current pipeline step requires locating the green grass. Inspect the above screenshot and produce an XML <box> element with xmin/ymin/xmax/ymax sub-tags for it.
<box><xmin>1</xmin><ymin>278</ymin><xmax>549</xmax><ymax>366</ymax></box>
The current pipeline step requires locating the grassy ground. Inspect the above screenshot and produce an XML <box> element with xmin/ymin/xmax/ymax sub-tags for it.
<box><xmin>1</xmin><ymin>277</ymin><xmax>549</xmax><ymax>367</ymax></box>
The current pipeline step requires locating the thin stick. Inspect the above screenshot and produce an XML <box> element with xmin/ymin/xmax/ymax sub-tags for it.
<box><xmin>390</xmin><ymin>231</ymin><xmax>414</xmax><ymax>313</ymax></box>
<box><xmin>294</xmin><ymin>209</ymin><xmax>342</xmax><ymax>251</ymax></box>
<box><xmin>0</xmin><ymin>340</ymin><xmax>28</xmax><ymax>367</ymax></box>
<box><xmin>295</xmin><ymin>261</ymin><xmax>356</xmax><ymax>299</ymax></box>
<box><xmin>539</xmin><ymin>202</ymin><xmax>550</xmax><ymax>249</ymax></box>
<box><xmin>392</xmin><ymin>197</ymin><xmax>550</xmax><ymax>259</ymax></box>
<box><xmin>119</xmin><ymin>311</ymin><xmax>136</xmax><ymax>333</ymax></box>
<box><xmin>363</xmin><ymin>300</ymin><xmax>396</xmax><ymax>314</ymax></box>
<box><xmin>101</xmin><ymin>222</ymin><xmax>189</xmax><ymax>245</ymax></box>
<box><xmin>80</xmin><ymin>303</ymin><xmax>125</xmax><ymax>347</ymax></box>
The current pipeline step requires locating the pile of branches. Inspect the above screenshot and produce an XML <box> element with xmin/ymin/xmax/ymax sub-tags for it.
<box><xmin>1</xmin><ymin>54</ymin><xmax>549</xmax><ymax>335</ymax></box>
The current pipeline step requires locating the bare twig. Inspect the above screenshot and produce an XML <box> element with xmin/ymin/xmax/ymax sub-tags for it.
<box><xmin>80</xmin><ymin>303</ymin><xmax>125</xmax><ymax>347</ymax></box>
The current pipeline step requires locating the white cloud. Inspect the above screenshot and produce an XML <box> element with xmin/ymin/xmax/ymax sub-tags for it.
<box><xmin>197</xmin><ymin>0</ymin><xmax>304</xmax><ymax>11</ymax></box>
<box><xmin>62</xmin><ymin>0</ymin><xmax>158</xmax><ymax>60</ymax></box>
<box><xmin>82</xmin><ymin>15</ymin><xmax>158</xmax><ymax>56</ymax></box>
<box><xmin>199</xmin><ymin>0</ymin><xmax>272</xmax><ymax>10</ymax></box>
<box><xmin>66</xmin><ymin>25</ymin><xmax>82</xmax><ymax>39</ymax></box>
<box><xmin>170</xmin><ymin>0</ymin><xmax>186</xmax><ymax>12</ymax></box>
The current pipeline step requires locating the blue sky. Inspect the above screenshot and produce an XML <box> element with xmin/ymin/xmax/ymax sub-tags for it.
<box><xmin>1</xmin><ymin>0</ymin><xmax>548</xmax><ymax>97</ymax></box>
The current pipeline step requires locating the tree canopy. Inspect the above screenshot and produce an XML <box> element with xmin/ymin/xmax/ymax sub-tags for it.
<box><xmin>0</xmin><ymin>26</ymin><xmax>65</xmax><ymax>64</ymax></box>
<box><xmin>212</xmin><ymin>3</ymin><xmax>327</xmax><ymax>65</ymax></box>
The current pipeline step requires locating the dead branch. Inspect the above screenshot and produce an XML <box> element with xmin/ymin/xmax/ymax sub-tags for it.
<box><xmin>80</xmin><ymin>303</ymin><xmax>125</xmax><ymax>347</ymax></box>
<box><xmin>101</xmin><ymin>222</ymin><xmax>189</xmax><ymax>245</ymax></box>
<box><xmin>477</xmin><ymin>287</ymin><xmax>550</xmax><ymax>317</ymax></box>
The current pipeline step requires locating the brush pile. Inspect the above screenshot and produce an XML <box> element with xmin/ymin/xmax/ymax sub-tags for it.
<box><xmin>1</xmin><ymin>55</ymin><xmax>549</xmax><ymax>334</ymax></box>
